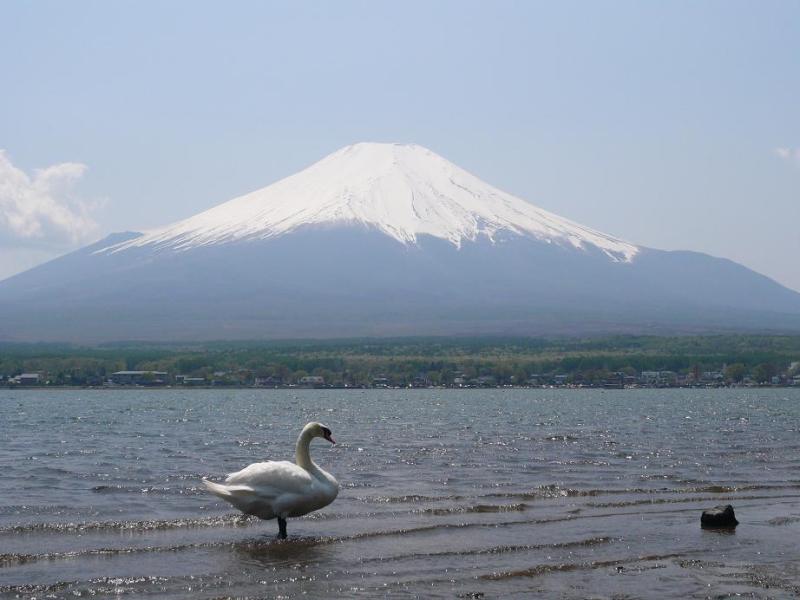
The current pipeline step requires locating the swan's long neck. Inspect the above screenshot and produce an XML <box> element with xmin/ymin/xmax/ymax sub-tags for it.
<box><xmin>295</xmin><ymin>426</ymin><xmax>317</xmax><ymax>472</ymax></box>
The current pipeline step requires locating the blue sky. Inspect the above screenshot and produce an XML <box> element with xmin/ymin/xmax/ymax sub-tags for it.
<box><xmin>1</xmin><ymin>1</ymin><xmax>799</xmax><ymax>289</ymax></box>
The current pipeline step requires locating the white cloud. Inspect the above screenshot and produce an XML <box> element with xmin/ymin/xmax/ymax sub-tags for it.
<box><xmin>775</xmin><ymin>147</ymin><xmax>800</xmax><ymax>166</ymax></box>
<box><xmin>0</xmin><ymin>150</ymin><xmax>99</xmax><ymax>245</ymax></box>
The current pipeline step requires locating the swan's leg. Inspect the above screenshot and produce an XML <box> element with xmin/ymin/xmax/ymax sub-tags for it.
<box><xmin>278</xmin><ymin>517</ymin><xmax>287</xmax><ymax>539</ymax></box>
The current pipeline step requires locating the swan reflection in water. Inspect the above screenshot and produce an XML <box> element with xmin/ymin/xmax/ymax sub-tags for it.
<box><xmin>203</xmin><ymin>422</ymin><xmax>339</xmax><ymax>539</ymax></box>
<box><xmin>231</xmin><ymin>534</ymin><xmax>335</xmax><ymax>568</ymax></box>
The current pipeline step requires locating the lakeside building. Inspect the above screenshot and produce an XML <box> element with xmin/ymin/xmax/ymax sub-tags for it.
<box><xmin>110</xmin><ymin>371</ymin><xmax>169</xmax><ymax>386</ymax></box>
<box><xmin>11</xmin><ymin>373</ymin><xmax>42</xmax><ymax>385</ymax></box>
<box><xmin>411</xmin><ymin>375</ymin><xmax>430</xmax><ymax>387</ymax></box>
<box><xmin>298</xmin><ymin>375</ymin><xmax>325</xmax><ymax>388</ymax></box>
<box><xmin>639</xmin><ymin>371</ymin><xmax>677</xmax><ymax>386</ymax></box>
<box><xmin>175</xmin><ymin>375</ymin><xmax>206</xmax><ymax>386</ymax></box>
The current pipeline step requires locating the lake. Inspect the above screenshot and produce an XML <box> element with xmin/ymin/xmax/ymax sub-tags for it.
<box><xmin>1</xmin><ymin>388</ymin><xmax>799</xmax><ymax>598</ymax></box>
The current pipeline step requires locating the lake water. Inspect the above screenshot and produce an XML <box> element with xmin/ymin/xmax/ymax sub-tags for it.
<box><xmin>1</xmin><ymin>388</ymin><xmax>800</xmax><ymax>599</ymax></box>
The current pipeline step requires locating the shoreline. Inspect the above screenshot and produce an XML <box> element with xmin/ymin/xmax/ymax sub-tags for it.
<box><xmin>5</xmin><ymin>384</ymin><xmax>799</xmax><ymax>391</ymax></box>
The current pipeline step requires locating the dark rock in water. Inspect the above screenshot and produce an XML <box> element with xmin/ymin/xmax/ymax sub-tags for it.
<box><xmin>701</xmin><ymin>505</ymin><xmax>739</xmax><ymax>528</ymax></box>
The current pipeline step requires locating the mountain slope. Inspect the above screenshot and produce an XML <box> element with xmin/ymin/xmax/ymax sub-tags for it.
<box><xmin>1</xmin><ymin>143</ymin><xmax>799</xmax><ymax>342</ymax></box>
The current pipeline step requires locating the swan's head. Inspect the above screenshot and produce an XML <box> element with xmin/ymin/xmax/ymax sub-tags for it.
<box><xmin>308</xmin><ymin>422</ymin><xmax>336</xmax><ymax>444</ymax></box>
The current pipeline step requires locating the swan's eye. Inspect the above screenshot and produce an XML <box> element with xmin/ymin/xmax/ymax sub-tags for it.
<box><xmin>321</xmin><ymin>427</ymin><xmax>331</xmax><ymax>437</ymax></box>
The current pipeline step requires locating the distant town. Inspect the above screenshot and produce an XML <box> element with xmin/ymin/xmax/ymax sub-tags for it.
<box><xmin>4</xmin><ymin>335</ymin><xmax>800</xmax><ymax>390</ymax></box>
<box><xmin>5</xmin><ymin>364</ymin><xmax>800</xmax><ymax>389</ymax></box>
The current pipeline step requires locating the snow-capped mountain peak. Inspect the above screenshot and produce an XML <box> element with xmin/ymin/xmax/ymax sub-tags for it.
<box><xmin>101</xmin><ymin>142</ymin><xmax>639</xmax><ymax>262</ymax></box>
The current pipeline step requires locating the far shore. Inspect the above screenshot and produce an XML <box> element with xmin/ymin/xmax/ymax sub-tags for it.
<box><xmin>5</xmin><ymin>383</ymin><xmax>800</xmax><ymax>391</ymax></box>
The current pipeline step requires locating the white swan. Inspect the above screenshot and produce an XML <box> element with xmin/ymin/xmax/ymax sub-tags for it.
<box><xmin>202</xmin><ymin>422</ymin><xmax>339</xmax><ymax>538</ymax></box>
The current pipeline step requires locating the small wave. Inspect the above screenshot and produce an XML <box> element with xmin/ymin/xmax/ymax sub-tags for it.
<box><xmin>767</xmin><ymin>515</ymin><xmax>800</xmax><ymax>526</ymax></box>
<box><xmin>693</xmin><ymin>483</ymin><xmax>800</xmax><ymax>494</ymax></box>
<box><xmin>341</xmin><ymin>514</ymin><xmax>577</xmax><ymax>541</ymax></box>
<box><xmin>541</xmin><ymin>434</ymin><xmax>582</xmax><ymax>442</ymax></box>
<box><xmin>360</xmin><ymin>536</ymin><xmax>614</xmax><ymax>563</ymax></box>
<box><xmin>477</xmin><ymin>485</ymin><xmax>636</xmax><ymax>501</ymax></box>
<box><xmin>363</xmin><ymin>493</ymin><xmax>457</xmax><ymax>503</ymax></box>
<box><xmin>0</xmin><ymin>576</ymin><xmax>170</xmax><ymax>596</ymax></box>
<box><xmin>0</xmin><ymin>531</ymin><xmax>602</xmax><ymax>568</ymax></box>
<box><xmin>0</xmin><ymin>504</ymin><xmax>92</xmax><ymax>517</ymax></box>
<box><xmin>0</xmin><ymin>531</ymin><xmax>607</xmax><ymax>568</ymax></box>
<box><xmin>587</xmin><ymin>491</ymin><xmax>800</xmax><ymax>509</ymax></box>
<box><xmin>298</xmin><ymin>502</ymin><xmax>527</xmax><ymax>521</ymax></box>
<box><xmin>480</xmin><ymin>551</ymin><xmax>692</xmax><ymax>580</ymax></box>
<box><xmin>0</xmin><ymin>545</ymin><xmax>194</xmax><ymax>566</ymax></box>
<box><xmin>360</xmin><ymin>485</ymin><xmax>606</xmax><ymax>504</ymax></box>
<box><xmin>0</xmin><ymin>513</ymin><xmax>257</xmax><ymax>535</ymax></box>
<box><xmin>677</xmin><ymin>558</ymin><xmax>725</xmax><ymax>569</ymax></box>
<box><xmin>91</xmin><ymin>484</ymin><xmax>205</xmax><ymax>496</ymax></box>
<box><xmin>419</xmin><ymin>503</ymin><xmax>528</xmax><ymax>516</ymax></box>
<box><xmin>2</xmin><ymin>506</ymin><xmax>532</xmax><ymax>538</ymax></box>
<box><xmin>301</xmin><ymin>503</ymin><xmax>527</xmax><ymax>520</ymax></box>
<box><xmin>3</xmin><ymin>513</ymin><xmax>533</xmax><ymax>545</ymax></box>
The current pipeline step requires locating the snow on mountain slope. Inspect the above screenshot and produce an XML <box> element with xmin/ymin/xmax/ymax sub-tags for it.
<box><xmin>101</xmin><ymin>142</ymin><xmax>639</xmax><ymax>262</ymax></box>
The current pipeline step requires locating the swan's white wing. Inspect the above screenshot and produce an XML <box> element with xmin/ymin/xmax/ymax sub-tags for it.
<box><xmin>224</xmin><ymin>461</ymin><xmax>314</xmax><ymax>495</ymax></box>
<box><xmin>205</xmin><ymin>459</ymin><xmax>337</xmax><ymax>520</ymax></box>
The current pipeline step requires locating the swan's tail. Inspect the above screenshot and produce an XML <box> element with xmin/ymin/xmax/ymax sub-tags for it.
<box><xmin>202</xmin><ymin>478</ymin><xmax>234</xmax><ymax>499</ymax></box>
<box><xmin>202</xmin><ymin>478</ymin><xmax>270</xmax><ymax>518</ymax></box>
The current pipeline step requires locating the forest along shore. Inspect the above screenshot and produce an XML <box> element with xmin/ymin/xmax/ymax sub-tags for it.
<box><xmin>2</xmin><ymin>334</ymin><xmax>800</xmax><ymax>389</ymax></box>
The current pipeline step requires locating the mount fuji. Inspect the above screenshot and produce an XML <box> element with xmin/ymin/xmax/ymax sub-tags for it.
<box><xmin>2</xmin><ymin>142</ymin><xmax>799</xmax><ymax>342</ymax></box>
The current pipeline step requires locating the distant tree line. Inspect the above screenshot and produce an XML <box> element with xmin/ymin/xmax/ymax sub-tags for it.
<box><xmin>1</xmin><ymin>335</ymin><xmax>799</xmax><ymax>387</ymax></box>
